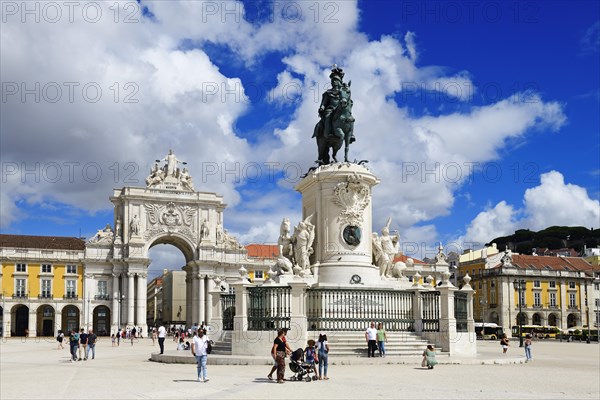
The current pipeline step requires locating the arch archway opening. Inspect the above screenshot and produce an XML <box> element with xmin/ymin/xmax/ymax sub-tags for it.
<box><xmin>11</xmin><ymin>305</ymin><xmax>29</xmax><ymax>336</ymax></box>
<box><xmin>62</xmin><ymin>305</ymin><xmax>80</xmax><ymax>333</ymax></box>
<box><xmin>548</xmin><ymin>313</ymin><xmax>559</xmax><ymax>327</ymax></box>
<box><xmin>147</xmin><ymin>242</ymin><xmax>188</xmax><ymax>330</ymax></box>
<box><xmin>37</xmin><ymin>305</ymin><xmax>55</xmax><ymax>336</ymax></box>
<box><xmin>517</xmin><ymin>312</ymin><xmax>529</xmax><ymax>326</ymax></box>
<box><xmin>93</xmin><ymin>306</ymin><xmax>111</xmax><ymax>336</ymax></box>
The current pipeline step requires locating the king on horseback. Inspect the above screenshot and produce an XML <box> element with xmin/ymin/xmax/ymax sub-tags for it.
<box><xmin>313</xmin><ymin>65</ymin><xmax>356</xmax><ymax>165</ymax></box>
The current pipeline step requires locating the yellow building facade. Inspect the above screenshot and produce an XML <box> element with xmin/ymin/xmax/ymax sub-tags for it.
<box><xmin>459</xmin><ymin>247</ymin><xmax>597</xmax><ymax>334</ymax></box>
<box><xmin>0</xmin><ymin>235</ymin><xmax>88</xmax><ymax>337</ymax></box>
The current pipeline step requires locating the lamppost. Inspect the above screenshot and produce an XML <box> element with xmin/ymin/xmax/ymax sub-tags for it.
<box><xmin>114</xmin><ymin>292</ymin><xmax>125</xmax><ymax>331</ymax></box>
<box><xmin>585</xmin><ymin>280</ymin><xmax>591</xmax><ymax>344</ymax></box>
<box><xmin>514</xmin><ymin>279</ymin><xmax>525</xmax><ymax>347</ymax></box>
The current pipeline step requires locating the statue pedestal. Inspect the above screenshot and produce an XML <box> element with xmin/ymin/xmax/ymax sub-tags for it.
<box><xmin>295</xmin><ymin>163</ymin><xmax>380</xmax><ymax>287</ymax></box>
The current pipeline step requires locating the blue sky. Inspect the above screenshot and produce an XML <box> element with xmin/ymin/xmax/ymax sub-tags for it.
<box><xmin>1</xmin><ymin>0</ymin><xmax>599</xmax><ymax>274</ymax></box>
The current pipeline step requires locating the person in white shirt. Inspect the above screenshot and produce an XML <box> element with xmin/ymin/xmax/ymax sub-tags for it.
<box><xmin>365</xmin><ymin>322</ymin><xmax>378</xmax><ymax>358</ymax></box>
<box><xmin>192</xmin><ymin>330</ymin><xmax>209</xmax><ymax>382</ymax></box>
<box><xmin>157</xmin><ymin>325</ymin><xmax>166</xmax><ymax>354</ymax></box>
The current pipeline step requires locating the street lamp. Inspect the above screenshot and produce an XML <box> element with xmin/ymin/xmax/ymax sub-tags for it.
<box><xmin>584</xmin><ymin>280</ymin><xmax>591</xmax><ymax>344</ymax></box>
<box><xmin>514</xmin><ymin>279</ymin><xmax>526</xmax><ymax>347</ymax></box>
<box><xmin>114</xmin><ymin>291</ymin><xmax>125</xmax><ymax>331</ymax></box>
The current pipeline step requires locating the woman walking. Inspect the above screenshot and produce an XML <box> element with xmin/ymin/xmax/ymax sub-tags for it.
<box><xmin>524</xmin><ymin>334</ymin><xmax>533</xmax><ymax>362</ymax></box>
<box><xmin>317</xmin><ymin>333</ymin><xmax>329</xmax><ymax>380</ymax></box>
<box><xmin>501</xmin><ymin>334</ymin><xmax>510</xmax><ymax>354</ymax></box>
<box><xmin>271</xmin><ymin>329</ymin><xmax>291</xmax><ymax>384</ymax></box>
<box><xmin>376</xmin><ymin>323</ymin><xmax>387</xmax><ymax>357</ymax></box>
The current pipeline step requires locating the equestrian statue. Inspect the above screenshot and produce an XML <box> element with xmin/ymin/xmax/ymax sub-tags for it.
<box><xmin>313</xmin><ymin>65</ymin><xmax>356</xmax><ymax>164</ymax></box>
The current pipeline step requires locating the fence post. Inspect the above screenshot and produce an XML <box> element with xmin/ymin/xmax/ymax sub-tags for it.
<box><xmin>459</xmin><ymin>275</ymin><xmax>477</xmax><ymax>355</ymax></box>
<box><xmin>436</xmin><ymin>271</ymin><xmax>457</xmax><ymax>352</ymax></box>
<box><xmin>208</xmin><ymin>286</ymin><xmax>222</xmax><ymax>339</ymax></box>
<box><xmin>230</xmin><ymin>276</ymin><xmax>252</xmax><ymax>355</ymax></box>
<box><xmin>287</xmin><ymin>278</ymin><xmax>309</xmax><ymax>350</ymax></box>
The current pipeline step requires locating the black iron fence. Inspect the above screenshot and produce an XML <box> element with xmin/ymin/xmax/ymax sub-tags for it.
<box><xmin>455</xmin><ymin>292</ymin><xmax>468</xmax><ymax>332</ymax></box>
<box><xmin>422</xmin><ymin>291</ymin><xmax>440</xmax><ymax>332</ymax></box>
<box><xmin>220</xmin><ymin>294</ymin><xmax>235</xmax><ymax>331</ymax></box>
<box><xmin>247</xmin><ymin>286</ymin><xmax>291</xmax><ymax>331</ymax></box>
<box><xmin>306</xmin><ymin>288</ymin><xmax>415</xmax><ymax>331</ymax></box>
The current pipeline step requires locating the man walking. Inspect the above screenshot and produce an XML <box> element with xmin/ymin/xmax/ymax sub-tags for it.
<box><xmin>79</xmin><ymin>328</ymin><xmax>88</xmax><ymax>361</ymax></box>
<box><xmin>87</xmin><ymin>329</ymin><xmax>97</xmax><ymax>360</ymax></box>
<box><xmin>192</xmin><ymin>330</ymin><xmax>209</xmax><ymax>382</ymax></box>
<box><xmin>365</xmin><ymin>322</ymin><xmax>377</xmax><ymax>358</ymax></box>
<box><xmin>157</xmin><ymin>324</ymin><xmax>166</xmax><ymax>354</ymax></box>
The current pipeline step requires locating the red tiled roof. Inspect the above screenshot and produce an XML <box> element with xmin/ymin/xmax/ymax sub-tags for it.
<box><xmin>0</xmin><ymin>234</ymin><xmax>86</xmax><ymax>250</ymax></box>
<box><xmin>245</xmin><ymin>244</ymin><xmax>279</xmax><ymax>259</ymax></box>
<box><xmin>393</xmin><ymin>254</ymin><xmax>425</xmax><ymax>264</ymax></box>
<box><xmin>495</xmin><ymin>254</ymin><xmax>597</xmax><ymax>273</ymax></box>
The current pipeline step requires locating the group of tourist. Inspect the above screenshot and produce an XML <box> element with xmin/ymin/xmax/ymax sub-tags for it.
<box><xmin>57</xmin><ymin>328</ymin><xmax>97</xmax><ymax>361</ymax></box>
<box><xmin>365</xmin><ymin>321</ymin><xmax>388</xmax><ymax>358</ymax></box>
<box><xmin>267</xmin><ymin>328</ymin><xmax>330</xmax><ymax>384</ymax></box>
<box><xmin>500</xmin><ymin>333</ymin><xmax>534</xmax><ymax>362</ymax></box>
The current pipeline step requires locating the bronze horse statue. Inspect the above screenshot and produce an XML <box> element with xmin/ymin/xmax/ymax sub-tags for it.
<box><xmin>313</xmin><ymin>84</ymin><xmax>355</xmax><ymax>164</ymax></box>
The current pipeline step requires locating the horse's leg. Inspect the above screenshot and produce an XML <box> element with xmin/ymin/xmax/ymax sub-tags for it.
<box><xmin>344</xmin><ymin>136</ymin><xmax>350</xmax><ymax>163</ymax></box>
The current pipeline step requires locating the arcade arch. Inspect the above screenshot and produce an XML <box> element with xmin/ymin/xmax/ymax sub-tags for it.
<box><xmin>36</xmin><ymin>305</ymin><xmax>55</xmax><ymax>336</ymax></box>
<box><xmin>11</xmin><ymin>305</ymin><xmax>29</xmax><ymax>336</ymax></box>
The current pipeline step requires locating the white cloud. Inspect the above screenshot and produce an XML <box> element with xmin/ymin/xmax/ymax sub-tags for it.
<box><xmin>461</xmin><ymin>171</ymin><xmax>600</xmax><ymax>245</ymax></box>
<box><xmin>463</xmin><ymin>201</ymin><xmax>519</xmax><ymax>245</ymax></box>
<box><xmin>524</xmin><ymin>171</ymin><xmax>600</xmax><ymax>230</ymax></box>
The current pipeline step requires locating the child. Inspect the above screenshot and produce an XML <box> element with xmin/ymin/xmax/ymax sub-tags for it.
<box><xmin>304</xmin><ymin>339</ymin><xmax>319</xmax><ymax>378</ymax></box>
<box><xmin>111</xmin><ymin>334</ymin><xmax>116</xmax><ymax>347</ymax></box>
<box><xmin>184</xmin><ymin>341</ymin><xmax>191</xmax><ymax>351</ymax></box>
<box><xmin>177</xmin><ymin>337</ymin><xmax>185</xmax><ymax>351</ymax></box>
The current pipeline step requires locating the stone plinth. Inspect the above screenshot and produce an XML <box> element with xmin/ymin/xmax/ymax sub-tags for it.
<box><xmin>295</xmin><ymin>163</ymin><xmax>380</xmax><ymax>287</ymax></box>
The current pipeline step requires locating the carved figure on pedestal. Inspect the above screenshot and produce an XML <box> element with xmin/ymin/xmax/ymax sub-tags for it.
<box><xmin>215</xmin><ymin>222</ymin><xmax>224</xmax><ymax>245</ymax></box>
<box><xmin>200</xmin><ymin>219</ymin><xmax>210</xmax><ymax>242</ymax></box>
<box><xmin>115</xmin><ymin>217</ymin><xmax>122</xmax><ymax>239</ymax></box>
<box><xmin>162</xmin><ymin>149</ymin><xmax>184</xmax><ymax>177</ymax></box>
<box><xmin>278</xmin><ymin>218</ymin><xmax>294</xmax><ymax>263</ymax></box>
<box><xmin>146</xmin><ymin>163</ymin><xmax>166</xmax><ymax>187</ymax></box>
<box><xmin>223</xmin><ymin>229</ymin><xmax>244</xmax><ymax>250</ymax></box>
<box><xmin>378</xmin><ymin>218</ymin><xmax>400</xmax><ymax>278</ymax></box>
<box><xmin>130</xmin><ymin>215</ymin><xmax>140</xmax><ymax>237</ymax></box>
<box><xmin>89</xmin><ymin>224</ymin><xmax>114</xmax><ymax>244</ymax></box>
<box><xmin>372</xmin><ymin>233</ymin><xmax>384</xmax><ymax>273</ymax></box>
<box><xmin>291</xmin><ymin>215</ymin><xmax>315</xmax><ymax>275</ymax></box>
<box><xmin>179</xmin><ymin>167</ymin><xmax>194</xmax><ymax>191</ymax></box>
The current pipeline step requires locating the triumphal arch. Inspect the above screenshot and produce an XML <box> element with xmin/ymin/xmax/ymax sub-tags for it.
<box><xmin>84</xmin><ymin>150</ymin><xmax>264</xmax><ymax>335</ymax></box>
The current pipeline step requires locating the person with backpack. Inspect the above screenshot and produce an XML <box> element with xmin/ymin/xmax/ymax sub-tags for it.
<box><xmin>56</xmin><ymin>330</ymin><xmax>64</xmax><ymax>350</ymax></box>
<box><xmin>69</xmin><ymin>330</ymin><xmax>79</xmax><ymax>362</ymax></box>
<box><xmin>192</xmin><ymin>330</ymin><xmax>210</xmax><ymax>382</ymax></box>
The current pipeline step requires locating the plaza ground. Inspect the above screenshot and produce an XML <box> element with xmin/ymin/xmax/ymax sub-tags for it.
<box><xmin>1</xmin><ymin>337</ymin><xmax>598</xmax><ymax>399</ymax></box>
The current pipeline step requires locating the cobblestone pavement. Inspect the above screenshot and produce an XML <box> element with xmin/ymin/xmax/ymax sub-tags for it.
<box><xmin>1</xmin><ymin>337</ymin><xmax>598</xmax><ymax>399</ymax></box>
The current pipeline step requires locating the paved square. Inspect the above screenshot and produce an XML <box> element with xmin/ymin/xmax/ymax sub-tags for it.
<box><xmin>1</xmin><ymin>338</ymin><xmax>598</xmax><ymax>399</ymax></box>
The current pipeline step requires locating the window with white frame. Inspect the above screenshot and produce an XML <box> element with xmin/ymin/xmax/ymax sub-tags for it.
<box><xmin>254</xmin><ymin>271</ymin><xmax>264</xmax><ymax>280</ymax></box>
<box><xmin>15</xmin><ymin>278</ymin><xmax>26</xmax><ymax>296</ymax></box>
<box><xmin>519</xmin><ymin>291</ymin><xmax>526</xmax><ymax>307</ymax></box>
<box><xmin>41</xmin><ymin>279</ymin><xmax>51</xmax><ymax>297</ymax></box>
<box><xmin>41</xmin><ymin>264</ymin><xmax>52</xmax><ymax>273</ymax></box>
<box><xmin>98</xmin><ymin>281</ymin><xmax>107</xmax><ymax>295</ymax></box>
<box><xmin>534</xmin><ymin>292</ymin><xmax>541</xmax><ymax>307</ymax></box>
<box><xmin>66</xmin><ymin>280</ymin><xmax>76</xmax><ymax>297</ymax></box>
<box><xmin>66</xmin><ymin>265</ymin><xmax>77</xmax><ymax>274</ymax></box>
<box><xmin>533</xmin><ymin>280</ymin><xmax>541</xmax><ymax>288</ymax></box>
<box><xmin>569</xmin><ymin>281</ymin><xmax>576</xmax><ymax>289</ymax></box>
<box><xmin>569</xmin><ymin>293</ymin><xmax>576</xmax><ymax>307</ymax></box>
<box><xmin>549</xmin><ymin>292</ymin><xmax>556</xmax><ymax>307</ymax></box>
<box><xmin>16</xmin><ymin>263</ymin><xmax>26</xmax><ymax>272</ymax></box>
<box><xmin>549</xmin><ymin>281</ymin><xmax>556</xmax><ymax>288</ymax></box>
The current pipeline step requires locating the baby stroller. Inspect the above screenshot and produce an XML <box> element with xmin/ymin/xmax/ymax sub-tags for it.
<box><xmin>288</xmin><ymin>348</ymin><xmax>318</xmax><ymax>382</ymax></box>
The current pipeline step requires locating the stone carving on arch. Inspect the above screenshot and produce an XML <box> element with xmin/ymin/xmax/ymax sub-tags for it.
<box><xmin>143</xmin><ymin>202</ymin><xmax>198</xmax><ymax>243</ymax></box>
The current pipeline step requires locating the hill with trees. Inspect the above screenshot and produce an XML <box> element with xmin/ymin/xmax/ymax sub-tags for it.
<box><xmin>488</xmin><ymin>226</ymin><xmax>600</xmax><ymax>255</ymax></box>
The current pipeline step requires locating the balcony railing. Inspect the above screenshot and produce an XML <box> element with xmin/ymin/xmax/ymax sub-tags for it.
<box><xmin>63</xmin><ymin>294</ymin><xmax>79</xmax><ymax>300</ymax></box>
<box><xmin>38</xmin><ymin>294</ymin><xmax>53</xmax><ymax>299</ymax></box>
<box><xmin>94</xmin><ymin>294</ymin><xmax>110</xmax><ymax>301</ymax></box>
<box><xmin>12</xmin><ymin>294</ymin><xmax>28</xmax><ymax>299</ymax></box>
